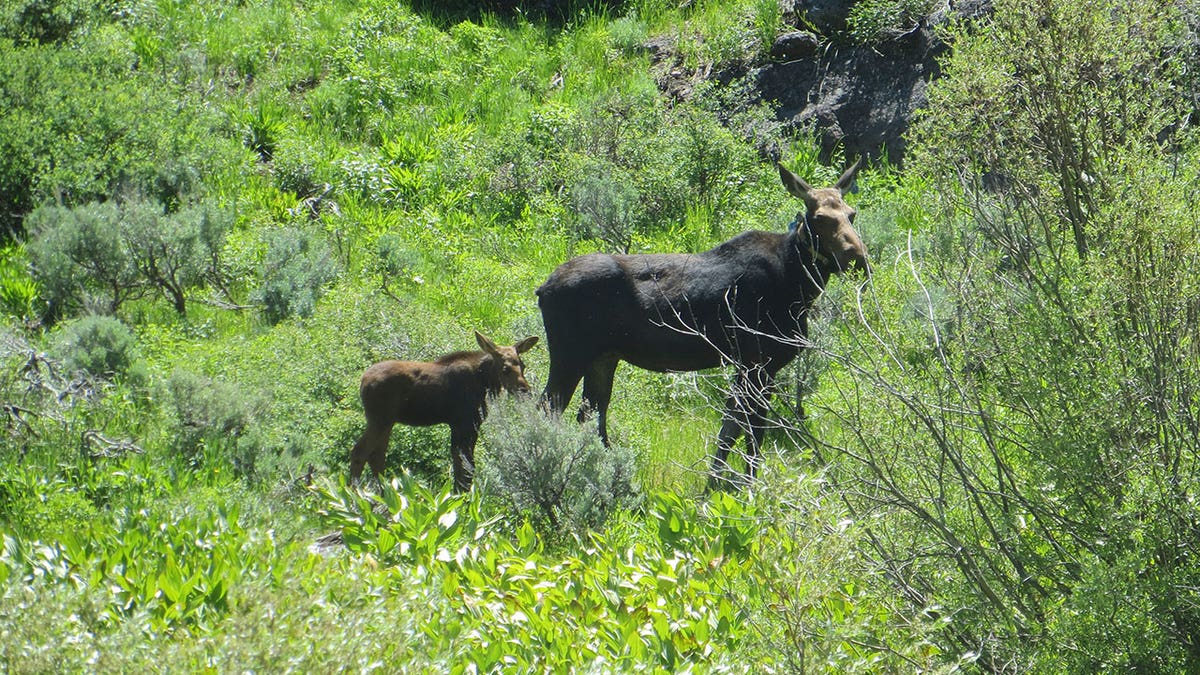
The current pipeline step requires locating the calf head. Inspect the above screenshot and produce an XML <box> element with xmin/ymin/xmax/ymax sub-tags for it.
<box><xmin>779</xmin><ymin>159</ymin><xmax>871</xmax><ymax>277</ymax></box>
<box><xmin>476</xmin><ymin>331</ymin><xmax>539</xmax><ymax>395</ymax></box>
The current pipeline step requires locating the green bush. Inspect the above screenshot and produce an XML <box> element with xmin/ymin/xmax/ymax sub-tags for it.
<box><xmin>846</xmin><ymin>0</ymin><xmax>939</xmax><ymax>45</ymax></box>
<box><xmin>165</xmin><ymin>369</ymin><xmax>265</xmax><ymax>474</ymax></box>
<box><xmin>477</xmin><ymin>397</ymin><xmax>641</xmax><ymax>535</ymax></box>
<box><xmin>27</xmin><ymin>202</ymin><xmax>141</xmax><ymax>317</ymax></box>
<box><xmin>49</xmin><ymin>314</ymin><xmax>142</xmax><ymax>381</ymax></box>
<box><xmin>252</xmin><ymin>226</ymin><xmax>337</xmax><ymax>324</ymax></box>
<box><xmin>27</xmin><ymin>198</ymin><xmax>233</xmax><ymax>319</ymax></box>
<box><xmin>0</xmin><ymin>0</ymin><xmax>94</xmax><ymax>45</ymax></box>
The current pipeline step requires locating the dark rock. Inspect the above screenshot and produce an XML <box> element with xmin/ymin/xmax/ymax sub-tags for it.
<box><xmin>781</xmin><ymin>0</ymin><xmax>857</xmax><ymax>35</ymax></box>
<box><xmin>652</xmin><ymin>0</ymin><xmax>994</xmax><ymax>165</ymax></box>
<box><xmin>770</xmin><ymin>31</ymin><xmax>821</xmax><ymax>62</ymax></box>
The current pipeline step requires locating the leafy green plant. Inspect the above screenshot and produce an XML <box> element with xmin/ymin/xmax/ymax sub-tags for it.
<box><xmin>312</xmin><ymin>476</ymin><xmax>755</xmax><ymax>671</ymax></box>
<box><xmin>476</xmin><ymin>396</ymin><xmax>641</xmax><ymax>535</ymax></box>
<box><xmin>0</xmin><ymin>244</ymin><xmax>39</xmax><ymax>320</ymax></box>
<box><xmin>2</xmin><ymin>503</ymin><xmax>256</xmax><ymax>632</ymax></box>
<box><xmin>49</xmin><ymin>314</ymin><xmax>143</xmax><ymax>382</ymax></box>
<box><xmin>846</xmin><ymin>0</ymin><xmax>939</xmax><ymax>45</ymax></box>
<box><xmin>252</xmin><ymin>226</ymin><xmax>337</xmax><ymax>324</ymax></box>
<box><xmin>237</xmin><ymin>99</ymin><xmax>289</xmax><ymax>162</ymax></box>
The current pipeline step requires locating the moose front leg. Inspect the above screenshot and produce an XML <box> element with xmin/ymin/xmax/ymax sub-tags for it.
<box><xmin>710</xmin><ymin>394</ymin><xmax>752</xmax><ymax>491</ymax></box>
<box><xmin>449</xmin><ymin>424</ymin><xmax>479</xmax><ymax>492</ymax></box>
<box><xmin>708</xmin><ymin>367</ymin><xmax>778</xmax><ymax>490</ymax></box>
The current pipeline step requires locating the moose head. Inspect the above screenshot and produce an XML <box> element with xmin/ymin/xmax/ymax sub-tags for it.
<box><xmin>778</xmin><ymin>158</ymin><xmax>871</xmax><ymax>278</ymax></box>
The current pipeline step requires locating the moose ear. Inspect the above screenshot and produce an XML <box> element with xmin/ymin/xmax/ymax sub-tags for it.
<box><xmin>835</xmin><ymin>156</ymin><xmax>863</xmax><ymax>195</ymax></box>
<box><xmin>777</xmin><ymin>162</ymin><xmax>819</xmax><ymax>212</ymax></box>
<box><xmin>514</xmin><ymin>336</ymin><xmax>539</xmax><ymax>354</ymax></box>
<box><xmin>475</xmin><ymin>331</ymin><xmax>501</xmax><ymax>356</ymax></box>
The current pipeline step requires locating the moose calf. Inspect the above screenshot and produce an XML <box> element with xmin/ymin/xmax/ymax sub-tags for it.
<box><xmin>349</xmin><ymin>331</ymin><xmax>538</xmax><ymax>491</ymax></box>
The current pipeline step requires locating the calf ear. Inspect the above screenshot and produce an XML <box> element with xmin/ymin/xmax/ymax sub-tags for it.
<box><xmin>475</xmin><ymin>331</ymin><xmax>501</xmax><ymax>357</ymax></box>
<box><xmin>514</xmin><ymin>336</ymin><xmax>539</xmax><ymax>353</ymax></box>
<box><xmin>777</xmin><ymin>162</ymin><xmax>818</xmax><ymax>212</ymax></box>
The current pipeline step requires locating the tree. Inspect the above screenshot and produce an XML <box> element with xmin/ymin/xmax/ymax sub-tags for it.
<box><xmin>27</xmin><ymin>198</ymin><xmax>233</xmax><ymax>319</ymax></box>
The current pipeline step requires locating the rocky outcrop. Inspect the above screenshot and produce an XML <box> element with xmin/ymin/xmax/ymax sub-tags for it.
<box><xmin>651</xmin><ymin>0</ymin><xmax>994</xmax><ymax>165</ymax></box>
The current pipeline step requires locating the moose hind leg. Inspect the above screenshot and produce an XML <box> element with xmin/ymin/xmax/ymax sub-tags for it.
<box><xmin>350</xmin><ymin>420</ymin><xmax>394</xmax><ymax>481</ymax></box>
<box><xmin>580</xmin><ymin>359</ymin><xmax>618</xmax><ymax>446</ymax></box>
<box><xmin>541</xmin><ymin>359</ymin><xmax>585</xmax><ymax>416</ymax></box>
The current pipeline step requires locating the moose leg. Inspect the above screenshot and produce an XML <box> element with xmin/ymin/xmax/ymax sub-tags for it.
<box><xmin>710</xmin><ymin>367</ymin><xmax>777</xmax><ymax>489</ymax></box>
<box><xmin>449</xmin><ymin>424</ymin><xmax>480</xmax><ymax>492</ymax></box>
<box><xmin>742</xmin><ymin>368</ymin><xmax>778</xmax><ymax>481</ymax></box>
<box><xmin>580</xmin><ymin>358</ymin><xmax>618</xmax><ymax>446</ymax></box>
<box><xmin>541</xmin><ymin>360</ymin><xmax>585</xmax><ymax>415</ymax></box>
<box><xmin>711</xmin><ymin>388</ymin><xmax>751</xmax><ymax>490</ymax></box>
<box><xmin>350</xmin><ymin>420</ymin><xmax>394</xmax><ymax>481</ymax></box>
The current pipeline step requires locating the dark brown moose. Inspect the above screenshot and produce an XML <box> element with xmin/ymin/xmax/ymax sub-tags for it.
<box><xmin>537</xmin><ymin>160</ymin><xmax>868</xmax><ymax>487</ymax></box>
<box><xmin>349</xmin><ymin>331</ymin><xmax>539</xmax><ymax>491</ymax></box>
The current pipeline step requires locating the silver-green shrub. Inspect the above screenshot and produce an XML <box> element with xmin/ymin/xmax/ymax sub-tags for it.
<box><xmin>477</xmin><ymin>397</ymin><xmax>641</xmax><ymax>534</ymax></box>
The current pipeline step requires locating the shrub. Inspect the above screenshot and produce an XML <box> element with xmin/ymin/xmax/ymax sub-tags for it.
<box><xmin>121</xmin><ymin>199</ymin><xmax>233</xmax><ymax>315</ymax></box>
<box><xmin>846</xmin><ymin>0</ymin><xmax>940</xmax><ymax>45</ymax></box>
<box><xmin>27</xmin><ymin>202</ymin><xmax>142</xmax><ymax>318</ymax></box>
<box><xmin>477</xmin><ymin>397</ymin><xmax>641</xmax><ymax>534</ymax></box>
<box><xmin>252</xmin><ymin>226</ymin><xmax>337</xmax><ymax>324</ymax></box>
<box><xmin>49</xmin><ymin>314</ymin><xmax>142</xmax><ymax>381</ymax></box>
<box><xmin>26</xmin><ymin>198</ymin><xmax>233</xmax><ymax>319</ymax></box>
<box><xmin>0</xmin><ymin>0</ymin><xmax>93</xmax><ymax>45</ymax></box>
<box><xmin>568</xmin><ymin>157</ymin><xmax>640</xmax><ymax>252</ymax></box>
<box><xmin>165</xmin><ymin>369</ymin><xmax>265</xmax><ymax>474</ymax></box>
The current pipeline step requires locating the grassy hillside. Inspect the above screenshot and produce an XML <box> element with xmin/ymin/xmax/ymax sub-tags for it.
<box><xmin>2</xmin><ymin>0</ymin><xmax>1199</xmax><ymax>671</ymax></box>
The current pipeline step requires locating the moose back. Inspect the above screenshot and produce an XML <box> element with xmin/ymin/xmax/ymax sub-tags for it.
<box><xmin>537</xmin><ymin>160</ymin><xmax>868</xmax><ymax>486</ymax></box>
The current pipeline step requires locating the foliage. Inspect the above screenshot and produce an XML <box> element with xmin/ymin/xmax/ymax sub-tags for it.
<box><xmin>252</xmin><ymin>226</ymin><xmax>337</xmax><ymax>324</ymax></box>
<box><xmin>26</xmin><ymin>202</ymin><xmax>141</xmax><ymax>317</ymax></box>
<box><xmin>0</xmin><ymin>0</ymin><xmax>94</xmax><ymax>46</ymax></box>
<box><xmin>48</xmin><ymin>314</ymin><xmax>143</xmax><ymax>382</ymax></box>
<box><xmin>845</xmin><ymin>0</ymin><xmax>940</xmax><ymax>45</ymax></box>
<box><xmin>313</xmin><ymin>476</ymin><xmax>750</xmax><ymax>671</ymax></box>
<box><xmin>26</xmin><ymin>198</ymin><xmax>233</xmax><ymax>318</ymax></box>
<box><xmin>0</xmin><ymin>244</ymin><xmax>38</xmax><ymax>320</ymax></box>
<box><xmin>805</xmin><ymin>0</ymin><xmax>1200</xmax><ymax>669</ymax></box>
<box><xmin>1</xmin><ymin>0</ymin><xmax>1196</xmax><ymax>670</ymax></box>
<box><xmin>164</xmin><ymin>369</ymin><xmax>266</xmax><ymax>475</ymax></box>
<box><xmin>476</xmin><ymin>397</ymin><xmax>641</xmax><ymax>535</ymax></box>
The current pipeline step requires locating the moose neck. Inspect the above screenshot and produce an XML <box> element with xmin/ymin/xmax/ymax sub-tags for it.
<box><xmin>786</xmin><ymin>222</ymin><xmax>834</xmax><ymax>300</ymax></box>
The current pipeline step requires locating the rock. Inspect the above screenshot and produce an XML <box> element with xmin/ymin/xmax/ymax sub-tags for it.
<box><xmin>781</xmin><ymin>0</ymin><xmax>857</xmax><ymax>35</ymax></box>
<box><xmin>651</xmin><ymin>0</ymin><xmax>995</xmax><ymax>165</ymax></box>
<box><xmin>750</xmin><ymin>30</ymin><xmax>942</xmax><ymax>163</ymax></box>
<box><xmin>770</xmin><ymin>31</ymin><xmax>821</xmax><ymax>62</ymax></box>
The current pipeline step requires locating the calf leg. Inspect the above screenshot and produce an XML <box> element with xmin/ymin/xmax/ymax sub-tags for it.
<box><xmin>350</xmin><ymin>420</ymin><xmax>394</xmax><ymax>481</ymax></box>
<box><xmin>449</xmin><ymin>425</ymin><xmax>480</xmax><ymax>492</ymax></box>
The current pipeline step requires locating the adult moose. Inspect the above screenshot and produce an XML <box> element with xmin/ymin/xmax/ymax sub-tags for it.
<box><xmin>349</xmin><ymin>331</ymin><xmax>539</xmax><ymax>491</ymax></box>
<box><xmin>537</xmin><ymin>160</ymin><xmax>868</xmax><ymax>487</ymax></box>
